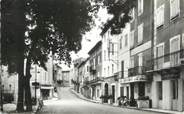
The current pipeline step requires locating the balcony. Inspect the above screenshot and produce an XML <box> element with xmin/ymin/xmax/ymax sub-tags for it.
<box><xmin>87</xmin><ymin>77</ymin><xmax>104</xmax><ymax>85</ymax></box>
<box><xmin>147</xmin><ymin>49</ymin><xmax>184</xmax><ymax>78</ymax></box>
<box><xmin>128</xmin><ymin>66</ymin><xmax>147</xmax><ymax>77</ymax></box>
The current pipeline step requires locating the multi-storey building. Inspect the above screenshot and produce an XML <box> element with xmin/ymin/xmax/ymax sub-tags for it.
<box><xmin>101</xmin><ymin>30</ymin><xmax>119</xmax><ymax>104</ymax></box>
<box><xmin>117</xmin><ymin>24</ymin><xmax>131</xmax><ymax>101</ymax></box>
<box><xmin>30</xmin><ymin>57</ymin><xmax>54</xmax><ymax>100</ymax></box>
<box><xmin>88</xmin><ymin>41</ymin><xmax>102</xmax><ymax>101</ymax></box>
<box><xmin>78</xmin><ymin>58</ymin><xmax>90</xmax><ymax>98</ymax></box>
<box><xmin>72</xmin><ymin>57</ymin><xmax>85</xmax><ymax>92</ymax></box>
<box><xmin>147</xmin><ymin>0</ymin><xmax>184</xmax><ymax>111</ymax></box>
<box><xmin>127</xmin><ymin>0</ymin><xmax>153</xmax><ymax>102</ymax></box>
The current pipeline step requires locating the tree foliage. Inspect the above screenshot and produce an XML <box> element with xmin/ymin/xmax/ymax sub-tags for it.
<box><xmin>100</xmin><ymin>0</ymin><xmax>136</xmax><ymax>35</ymax></box>
<box><xmin>1</xmin><ymin>0</ymin><xmax>95</xmax><ymax>111</ymax></box>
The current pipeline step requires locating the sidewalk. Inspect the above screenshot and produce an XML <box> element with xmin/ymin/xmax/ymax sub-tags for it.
<box><xmin>71</xmin><ymin>89</ymin><xmax>184</xmax><ymax>114</ymax></box>
<box><xmin>0</xmin><ymin>103</ymin><xmax>38</xmax><ymax>114</ymax></box>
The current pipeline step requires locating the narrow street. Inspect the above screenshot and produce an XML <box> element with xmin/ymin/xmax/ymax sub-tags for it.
<box><xmin>37</xmin><ymin>87</ymin><xmax>162</xmax><ymax>114</ymax></box>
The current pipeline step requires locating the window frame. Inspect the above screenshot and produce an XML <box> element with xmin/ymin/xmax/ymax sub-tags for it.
<box><xmin>170</xmin><ymin>0</ymin><xmax>180</xmax><ymax>20</ymax></box>
<box><xmin>130</xmin><ymin>30</ymin><xmax>135</xmax><ymax>48</ymax></box>
<box><xmin>138</xmin><ymin>0</ymin><xmax>143</xmax><ymax>16</ymax></box>
<box><xmin>156</xmin><ymin>4</ymin><xmax>165</xmax><ymax>28</ymax></box>
<box><xmin>138</xmin><ymin>23</ymin><xmax>144</xmax><ymax>44</ymax></box>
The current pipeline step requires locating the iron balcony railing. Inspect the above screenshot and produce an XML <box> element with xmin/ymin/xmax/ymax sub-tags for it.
<box><xmin>86</xmin><ymin>77</ymin><xmax>104</xmax><ymax>84</ymax></box>
<box><xmin>128</xmin><ymin>66</ymin><xmax>147</xmax><ymax>77</ymax></box>
<box><xmin>148</xmin><ymin>49</ymin><xmax>184</xmax><ymax>70</ymax></box>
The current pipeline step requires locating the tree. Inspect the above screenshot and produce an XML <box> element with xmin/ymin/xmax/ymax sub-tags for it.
<box><xmin>99</xmin><ymin>0</ymin><xmax>136</xmax><ymax>35</ymax></box>
<box><xmin>2</xmin><ymin>0</ymin><xmax>94</xmax><ymax>111</ymax></box>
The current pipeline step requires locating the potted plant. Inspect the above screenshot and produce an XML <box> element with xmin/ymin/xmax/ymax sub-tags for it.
<box><xmin>108</xmin><ymin>95</ymin><xmax>113</xmax><ymax>104</ymax></box>
<box><xmin>100</xmin><ymin>95</ymin><xmax>105</xmax><ymax>103</ymax></box>
<box><xmin>137</xmin><ymin>96</ymin><xmax>150</xmax><ymax>108</ymax></box>
<box><xmin>100</xmin><ymin>95</ymin><xmax>109</xmax><ymax>103</ymax></box>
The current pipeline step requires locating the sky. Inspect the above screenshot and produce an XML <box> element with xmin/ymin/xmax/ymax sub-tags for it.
<box><xmin>71</xmin><ymin>7</ymin><xmax>112</xmax><ymax>60</ymax></box>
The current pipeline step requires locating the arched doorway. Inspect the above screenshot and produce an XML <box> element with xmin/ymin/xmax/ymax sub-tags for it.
<box><xmin>104</xmin><ymin>83</ymin><xmax>108</xmax><ymax>103</ymax></box>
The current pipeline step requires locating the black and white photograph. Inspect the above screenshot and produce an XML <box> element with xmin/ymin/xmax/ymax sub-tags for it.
<box><xmin>0</xmin><ymin>0</ymin><xmax>184</xmax><ymax>114</ymax></box>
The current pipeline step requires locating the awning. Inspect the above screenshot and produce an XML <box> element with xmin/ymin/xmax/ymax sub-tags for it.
<box><xmin>119</xmin><ymin>75</ymin><xmax>148</xmax><ymax>83</ymax></box>
<box><xmin>40</xmin><ymin>86</ymin><xmax>54</xmax><ymax>90</ymax></box>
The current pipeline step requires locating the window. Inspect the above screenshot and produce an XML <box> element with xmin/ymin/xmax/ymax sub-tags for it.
<box><xmin>112</xmin><ymin>43</ymin><xmax>114</xmax><ymax>55</ymax></box>
<box><xmin>130</xmin><ymin>56</ymin><xmax>134</xmax><ymax>68</ymax></box>
<box><xmin>108</xmin><ymin>66</ymin><xmax>110</xmax><ymax>76</ymax></box>
<box><xmin>156</xmin><ymin>4</ymin><xmax>165</xmax><ymax>28</ymax></box>
<box><xmin>170</xmin><ymin>0</ymin><xmax>180</xmax><ymax>19</ymax></box>
<box><xmin>158</xmin><ymin>82</ymin><xmax>162</xmax><ymax>100</ymax></box>
<box><xmin>130</xmin><ymin>8</ymin><xmax>135</xmax><ymax>22</ymax></box>
<box><xmin>138</xmin><ymin>0</ymin><xmax>143</xmax><ymax>16</ymax></box>
<box><xmin>138</xmin><ymin>53</ymin><xmax>143</xmax><ymax>66</ymax></box>
<box><xmin>172</xmin><ymin>80</ymin><xmax>178</xmax><ymax>99</ymax></box>
<box><xmin>87</xmin><ymin>66</ymin><xmax>89</xmax><ymax>72</ymax></box>
<box><xmin>138</xmin><ymin>23</ymin><xmax>143</xmax><ymax>44</ymax></box>
<box><xmin>124</xmin><ymin>34</ymin><xmax>128</xmax><ymax>47</ymax></box>
<box><xmin>120</xmin><ymin>37</ymin><xmax>122</xmax><ymax>49</ymax></box>
<box><xmin>130</xmin><ymin>30</ymin><xmax>134</xmax><ymax>48</ymax></box>
<box><xmin>170</xmin><ymin>35</ymin><xmax>180</xmax><ymax>66</ymax></box>
<box><xmin>156</xmin><ymin>44</ymin><xmax>164</xmax><ymax>69</ymax></box>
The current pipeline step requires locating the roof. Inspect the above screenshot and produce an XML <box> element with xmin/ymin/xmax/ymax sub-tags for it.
<box><xmin>78</xmin><ymin>57</ymin><xmax>89</xmax><ymax>68</ymax></box>
<box><xmin>88</xmin><ymin>41</ymin><xmax>102</xmax><ymax>55</ymax></box>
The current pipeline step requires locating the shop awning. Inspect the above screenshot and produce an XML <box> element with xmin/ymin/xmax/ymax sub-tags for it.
<box><xmin>40</xmin><ymin>85</ymin><xmax>54</xmax><ymax>89</ymax></box>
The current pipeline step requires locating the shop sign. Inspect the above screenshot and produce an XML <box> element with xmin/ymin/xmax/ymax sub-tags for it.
<box><xmin>161</xmin><ymin>74</ymin><xmax>179</xmax><ymax>80</ymax></box>
<box><xmin>120</xmin><ymin>75</ymin><xmax>147</xmax><ymax>83</ymax></box>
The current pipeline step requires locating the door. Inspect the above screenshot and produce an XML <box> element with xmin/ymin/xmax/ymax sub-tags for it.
<box><xmin>112</xmin><ymin>85</ymin><xmax>115</xmax><ymax>103</ymax></box>
<box><xmin>120</xmin><ymin>87</ymin><xmax>124</xmax><ymax>97</ymax></box>
<box><xmin>130</xmin><ymin>83</ymin><xmax>134</xmax><ymax>99</ymax></box>
<box><xmin>104</xmin><ymin>83</ymin><xmax>108</xmax><ymax>103</ymax></box>
<box><xmin>138</xmin><ymin>82</ymin><xmax>145</xmax><ymax>97</ymax></box>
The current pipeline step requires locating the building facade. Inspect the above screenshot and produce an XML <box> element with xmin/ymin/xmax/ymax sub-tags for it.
<box><xmin>88</xmin><ymin>41</ymin><xmax>102</xmax><ymax>101</ymax></box>
<box><xmin>117</xmin><ymin>24</ymin><xmax>131</xmax><ymax>103</ymax></box>
<box><xmin>148</xmin><ymin>0</ymin><xmax>184</xmax><ymax>111</ymax></box>
<box><xmin>126</xmin><ymin>0</ymin><xmax>153</xmax><ymax>103</ymax></box>
<box><xmin>30</xmin><ymin>57</ymin><xmax>54</xmax><ymax>100</ymax></box>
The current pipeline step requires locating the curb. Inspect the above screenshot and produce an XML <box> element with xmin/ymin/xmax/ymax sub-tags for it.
<box><xmin>70</xmin><ymin>89</ymin><xmax>100</xmax><ymax>104</ymax></box>
<box><xmin>70</xmin><ymin>89</ymin><xmax>181</xmax><ymax>114</ymax></box>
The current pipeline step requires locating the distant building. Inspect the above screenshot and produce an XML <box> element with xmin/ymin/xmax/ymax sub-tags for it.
<box><xmin>88</xmin><ymin>41</ymin><xmax>102</xmax><ymax>101</ymax></box>
<box><xmin>30</xmin><ymin>57</ymin><xmax>54</xmax><ymax>100</ymax></box>
<box><xmin>1</xmin><ymin>66</ymin><xmax>18</xmax><ymax>104</ymax></box>
<box><xmin>61</xmin><ymin>70</ymin><xmax>70</xmax><ymax>87</ymax></box>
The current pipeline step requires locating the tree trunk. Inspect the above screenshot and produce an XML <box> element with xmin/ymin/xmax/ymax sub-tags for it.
<box><xmin>16</xmin><ymin>56</ymin><xmax>25</xmax><ymax>112</ymax></box>
<box><xmin>25</xmin><ymin>57</ymin><xmax>32</xmax><ymax>111</ymax></box>
<box><xmin>25</xmin><ymin>76</ymin><xmax>32</xmax><ymax>111</ymax></box>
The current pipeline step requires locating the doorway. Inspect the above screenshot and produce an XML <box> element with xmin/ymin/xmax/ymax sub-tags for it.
<box><xmin>112</xmin><ymin>85</ymin><xmax>115</xmax><ymax>103</ymax></box>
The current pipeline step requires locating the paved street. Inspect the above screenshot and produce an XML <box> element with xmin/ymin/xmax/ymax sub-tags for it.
<box><xmin>37</xmin><ymin>87</ymin><xmax>162</xmax><ymax>114</ymax></box>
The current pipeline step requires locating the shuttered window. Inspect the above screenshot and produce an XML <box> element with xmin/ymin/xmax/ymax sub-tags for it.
<box><xmin>156</xmin><ymin>4</ymin><xmax>165</xmax><ymax>28</ymax></box>
<box><xmin>170</xmin><ymin>0</ymin><xmax>180</xmax><ymax>19</ymax></box>
<box><xmin>138</xmin><ymin>23</ymin><xmax>143</xmax><ymax>44</ymax></box>
<box><xmin>138</xmin><ymin>0</ymin><xmax>143</xmax><ymax>16</ymax></box>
